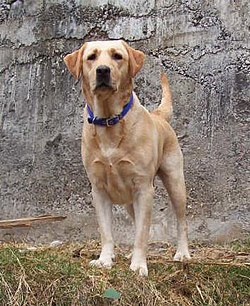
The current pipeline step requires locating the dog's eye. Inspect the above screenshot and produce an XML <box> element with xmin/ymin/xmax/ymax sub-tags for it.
<box><xmin>87</xmin><ymin>54</ymin><xmax>97</xmax><ymax>61</ymax></box>
<box><xmin>112</xmin><ymin>53</ymin><xmax>123</xmax><ymax>60</ymax></box>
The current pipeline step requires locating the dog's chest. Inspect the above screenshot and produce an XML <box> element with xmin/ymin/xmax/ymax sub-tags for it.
<box><xmin>89</xmin><ymin>145</ymin><xmax>136</xmax><ymax>204</ymax></box>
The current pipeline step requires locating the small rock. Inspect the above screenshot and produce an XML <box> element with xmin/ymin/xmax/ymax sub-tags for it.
<box><xmin>49</xmin><ymin>240</ymin><xmax>63</xmax><ymax>247</ymax></box>
<box><xmin>19</xmin><ymin>246</ymin><xmax>37</xmax><ymax>253</ymax></box>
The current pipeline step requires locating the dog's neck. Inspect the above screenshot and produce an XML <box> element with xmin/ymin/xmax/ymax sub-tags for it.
<box><xmin>93</xmin><ymin>93</ymin><xmax>130</xmax><ymax>118</ymax></box>
<box><xmin>82</xmin><ymin>82</ymin><xmax>133</xmax><ymax>118</ymax></box>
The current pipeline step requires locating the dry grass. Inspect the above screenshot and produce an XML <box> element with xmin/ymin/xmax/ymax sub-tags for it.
<box><xmin>0</xmin><ymin>238</ymin><xmax>249</xmax><ymax>306</ymax></box>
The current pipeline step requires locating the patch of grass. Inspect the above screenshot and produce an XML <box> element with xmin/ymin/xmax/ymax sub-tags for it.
<box><xmin>0</xmin><ymin>239</ymin><xmax>249</xmax><ymax>306</ymax></box>
<box><xmin>230</xmin><ymin>237</ymin><xmax>250</xmax><ymax>253</ymax></box>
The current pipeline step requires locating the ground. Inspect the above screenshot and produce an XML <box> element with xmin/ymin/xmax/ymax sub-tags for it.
<box><xmin>0</xmin><ymin>238</ymin><xmax>249</xmax><ymax>306</ymax></box>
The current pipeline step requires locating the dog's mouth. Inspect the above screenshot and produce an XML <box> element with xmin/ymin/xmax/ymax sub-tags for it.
<box><xmin>95</xmin><ymin>81</ymin><xmax>113</xmax><ymax>90</ymax></box>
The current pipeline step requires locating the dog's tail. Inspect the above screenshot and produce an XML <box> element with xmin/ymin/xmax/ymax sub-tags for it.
<box><xmin>152</xmin><ymin>73</ymin><xmax>173</xmax><ymax>122</ymax></box>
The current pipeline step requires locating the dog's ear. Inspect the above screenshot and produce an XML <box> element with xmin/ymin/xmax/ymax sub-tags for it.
<box><xmin>122</xmin><ymin>41</ymin><xmax>145</xmax><ymax>78</ymax></box>
<box><xmin>64</xmin><ymin>44</ymin><xmax>86</xmax><ymax>80</ymax></box>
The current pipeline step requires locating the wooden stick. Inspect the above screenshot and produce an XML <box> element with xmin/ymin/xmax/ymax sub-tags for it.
<box><xmin>0</xmin><ymin>215</ymin><xmax>67</xmax><ymax>229</ymax></box>
<box><xmin>148</xmin><ymin>254</ymin><xmax>250</xmax><ymax>267</ymax></box>
<box><xmin>149</xmin><ymin>259</ymin><xmax>250</xmax><ymax>267</ymax></box>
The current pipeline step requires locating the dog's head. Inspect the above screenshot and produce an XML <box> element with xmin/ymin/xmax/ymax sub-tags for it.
<box><xmin>64</xmin><ymin>40</ymin><xmax>145</xmax><ymax>94</ymax></box>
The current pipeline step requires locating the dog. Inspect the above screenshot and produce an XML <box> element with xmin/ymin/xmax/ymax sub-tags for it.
<box><xmin>64</xmin><ymin>40</ymin><xmax>190</xmax><ymax>276</ymax></box>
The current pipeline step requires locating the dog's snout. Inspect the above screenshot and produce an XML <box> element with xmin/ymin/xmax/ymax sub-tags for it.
<box><xmin>96</xmin><ymin>65</ymin><xmax>110</xmax><ymax>76</ymax></box>
<box><xmin>95</xmin><ymin>65</ymin><xmax>112</xmax><ymax>89</ymax></box>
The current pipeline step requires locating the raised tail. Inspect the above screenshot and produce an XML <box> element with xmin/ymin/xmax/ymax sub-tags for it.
<box><xmin>152</xmin><ymin>73</ymin><xmax>173</xmax><ymax>122</ymax></box>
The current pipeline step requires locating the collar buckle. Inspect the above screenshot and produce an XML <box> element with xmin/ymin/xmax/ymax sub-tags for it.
<box><xmin>106</xmin><ymin>118</ymin><xmax>112</xmax><ymax>127</ymax></box>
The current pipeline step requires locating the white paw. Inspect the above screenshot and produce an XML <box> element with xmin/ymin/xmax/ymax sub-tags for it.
<box><xmin>89</xmin><ymin>257</ymin><xmax>113</xmax><ymax>269</ymax></box>
<box><xmin>130</xmin><ymin>261</ymin><xmax>148</xmax><ymax>276</ymax></box>
<box><xmin>173</xmin><ymin>249</ymin><xmax>191</xmax><ymax>261</ymax></box>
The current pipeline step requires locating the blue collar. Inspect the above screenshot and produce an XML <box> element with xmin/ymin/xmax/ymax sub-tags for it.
<box><xmin>86</xmin><ymin>93</ymin><xmax>134</xmax><ymax>126</ymax></box>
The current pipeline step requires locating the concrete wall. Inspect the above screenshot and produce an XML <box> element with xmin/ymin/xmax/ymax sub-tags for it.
<box><xmin>0</xmin><ymin>0</ymin><xmax>249</xmax><ymax>244</ymax></box>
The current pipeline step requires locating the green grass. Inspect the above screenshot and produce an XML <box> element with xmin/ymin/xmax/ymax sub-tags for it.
<box><xmin>0</xmin><ymin>239</ymin><xmax>249</xmax><ymax>306</ymax></box>
<box><xmin>230</xmin><ymin>237</ymin><xmax>250</xmax><ymax>253</ymax></box>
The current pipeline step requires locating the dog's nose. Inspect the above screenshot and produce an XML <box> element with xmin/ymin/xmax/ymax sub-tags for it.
<box><xmin>96</xmin><ymin>65</ymin><xmax>110</xmax><ymax>76</ymax></box>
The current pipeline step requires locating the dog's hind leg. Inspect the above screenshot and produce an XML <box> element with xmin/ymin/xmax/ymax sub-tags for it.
<box><xmin>125</xmin><ymin>203</ymin><xmax>135</xmax><ymax>222</ymax></box>
<box><xmin>158</xmin><ymin>146</ymin><xmax>191</xmax><ymax>261</ymax></box>
<box><xmin>90</xmin><ymin>189</ymin><xmax>115</xmax><ymax>268</ymax></box>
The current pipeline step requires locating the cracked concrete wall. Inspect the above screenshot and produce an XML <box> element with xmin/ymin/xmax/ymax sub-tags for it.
<box><xmin>0</xmin><ymin>0</ymin><xmax>249</xmax><ymax>244</ymax></box>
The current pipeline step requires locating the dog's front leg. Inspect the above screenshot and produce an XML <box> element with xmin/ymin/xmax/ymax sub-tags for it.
<box><xmin>130</xmin><ymin>186</ymin><xmax>154</xmax><ymax>276</ymax></box>
<box><xmin>90</xmin><ymin>188</ymin><xmax>114</xmax><ymax>269</ymax></box>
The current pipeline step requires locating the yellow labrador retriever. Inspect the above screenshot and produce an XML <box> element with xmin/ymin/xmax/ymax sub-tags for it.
<box><xmin>64</xmin><ymin>40</ymin><xmax>190</xmax><ymax>276</ymax></box>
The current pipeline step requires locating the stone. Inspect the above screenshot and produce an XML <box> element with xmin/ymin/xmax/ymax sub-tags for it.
<box><xmin>0</xmin><ymin>0</ymin><xmax>249</xmax><ymax>244</ymax></box>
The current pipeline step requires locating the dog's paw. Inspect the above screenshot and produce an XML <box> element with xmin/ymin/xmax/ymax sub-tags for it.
<box><xmin>130</xmin><ymin>261</ymin><xmax>148</xmax><ymax>277</ymax></box>
<box><xmin>89</xmin><ymin>257</ymin><xmax>113</xmax><ymax>269</ymax></box>
<box><xmin>173</xmin><ymin>249</ymin><xmax>191</xmax><ymax>261</ymax></box>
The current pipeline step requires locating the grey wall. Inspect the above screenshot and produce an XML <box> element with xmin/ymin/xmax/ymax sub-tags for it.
<box><xmin>0</xmin><ymin>0</ymin><xmax>249</xmax><ymax>243</ymax></box>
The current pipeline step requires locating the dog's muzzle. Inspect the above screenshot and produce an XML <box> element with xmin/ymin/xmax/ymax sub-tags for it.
<box><xmin>95</xmin><ymin>65</ymin><xmax>112</xmax><ymax>89</ymax></box>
